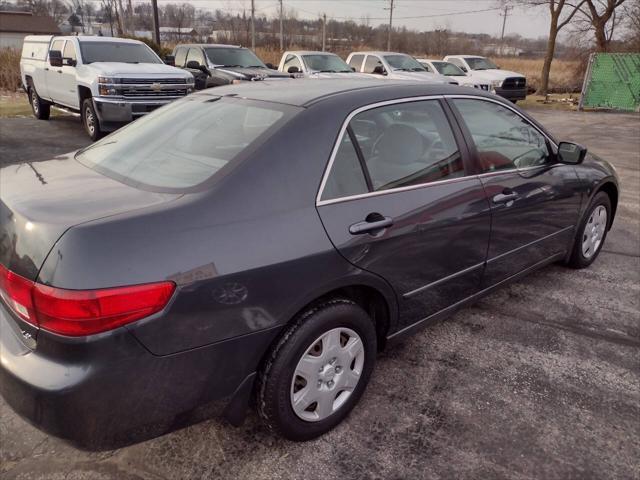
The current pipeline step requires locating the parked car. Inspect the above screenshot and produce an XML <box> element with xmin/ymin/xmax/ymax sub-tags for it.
<box><xmin>171</xmin><ymin>43</ymin><xmax>290</xmax><ymax>89</ymax></box>
<box><xmin>20</xmin><ymin>35</ymin><xmax>194</xmax><ymax>140</ymax></box>
<box><xmin>443</xmin><ymin>55</ymin><xmax>527</xmax><ymax>102</ymax></box>
<box><xmin>346</xmin><ymin>51</ymin><xmax>457</xmax><ymax>84</ymax></box>
<box><xmin>416</xmin><ymin>58</ymin><xmax>490</xmax><ymax>91</ymax></box>
<box><xmin>0</xmin><ymin>79</ymin><xmax>619</xmax><ymax>446</ymax></box>
<box><xmin>278</xmin><ymin>51</ymin><xmax>371</xmax><ymax>78</ymax></box>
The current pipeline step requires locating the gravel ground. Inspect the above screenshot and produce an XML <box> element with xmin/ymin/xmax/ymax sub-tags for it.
<box><xmin>0</xmin><ymin>108</ymin><xmax>638</xmax><ymax>480</ymax></box>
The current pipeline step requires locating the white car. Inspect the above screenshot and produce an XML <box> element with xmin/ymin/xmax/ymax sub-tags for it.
<box><xmin>416</xmin><ymin>59</ymin><xmax>490</xmax><ymax>91</ymax></box>
<box><xmin>346</xmin><ymin>51</ymin><xmax>456</xmax><ymax>85</ymax></box>
<box><xmin>278</xmin><ymin>51</ymin><xmax>371</xmax><ymax>79</ymax></box>
<box><xmin>443</xmin><ymin>55</ymin><xmax>526</xmax><ymax>102</ymax></box>
<box><xmin>20</xmin><ymin>35</ymin><xmax>194</xmax><ymax>140</ymax></box>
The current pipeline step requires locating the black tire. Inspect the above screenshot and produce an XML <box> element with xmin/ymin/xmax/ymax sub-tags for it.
<box><xmin>568</xmin><ymin>191</ymin><xmax>612</xmax><ymax>268</ymax></box>
<box><xmin>82</xmin><ymin>98</ymin><xmax>103</xmax><ymax>141</ymax></box>
<box><xmin>28</xmin><ymin>85</ymin><xmax>50</xmax><ymax>120</ymax></box>
<box><xmin>257</xmin><ymin>299</ymin><xmax>377</xmax><ymax>441</ymax></box>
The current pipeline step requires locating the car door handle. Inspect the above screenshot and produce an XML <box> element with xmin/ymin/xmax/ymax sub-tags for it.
<box><xmin>349</xmin><ymin>216</ymin><xmax>393</xmax><ymax>235</ymax></box>
<box><xmin>492</xmin><ymin>192</ymin><xmax>518</xmax><ymax>204</ymax></box>
<box><xmin>44</xmin><ymin>67</ymin><xmax>49</xmax><ymax>71</ymax></box>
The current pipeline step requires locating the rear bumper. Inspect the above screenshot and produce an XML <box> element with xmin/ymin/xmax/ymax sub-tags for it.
<box><xmin>0</xmin><ymin>302</ymin><xmax>281</xmax><ymax>448</ymax></box>
<box><xmin>493</xmin><ymin>87</ymin><xmax>527</xmax><ymax>101</ymax></box>
<box><xmin>93</xmin><ymin>97</ymin><xmax>181</xmax><ymax>130</ymax></box>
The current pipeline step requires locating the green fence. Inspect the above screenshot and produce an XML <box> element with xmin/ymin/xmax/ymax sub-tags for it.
<box><xmin>579</xmin><ymin>53</ymin><xmax>640</xmax><ymax>112</ymax></box>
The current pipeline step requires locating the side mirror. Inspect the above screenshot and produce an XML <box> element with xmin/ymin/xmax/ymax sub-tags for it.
<box><xmin>373</xmin><ymin>65</ymin><xmax>386</xmax><ymax>75</ymax></box>
<box><xmin>287</xmin><ymin>66</ymin><xmax>300</xmax><ymax>74</ymax></box>
<box><xmin>186</xmin><ymin>60</ymin><xmax>201</xmax><ymax>69</ymax></box>
<box><xmin>460</xmin><ymin>66</ymin><xmax>468</xmax><ymax>72</ymax></box>
<box><xmin>49</xmin><ymin>50</ymin><xmax>62</xmax><ymax>67</ymax></box>
<box><xmin>350</xmin><ymin>66</ymin><xmax>356</xmax><ymax>72</ymax></box>
<box><xmin>265</xmin><ymin>62</ymin><xmax>275</xmax><ymax>69</ymax></box>
<box><xmin>557</xmin><ymin>141</ymin><xmax>587</xmax><ymax>164</ymax></box>
<box><xmin>164</xmin><ymin>55</ymin><xmax>175</xmax><ymax>66</ymax></box>
<box><xmin>63</xmin><ymin>57</ymin><xmax>76</xmax><ymax>67</ymax></box>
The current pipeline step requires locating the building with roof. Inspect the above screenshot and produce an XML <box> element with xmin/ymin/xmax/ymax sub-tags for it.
<box><xmin>0</xmin><ymin>11</ymin><xmax>60</xmax><ymax>48</ymax></box>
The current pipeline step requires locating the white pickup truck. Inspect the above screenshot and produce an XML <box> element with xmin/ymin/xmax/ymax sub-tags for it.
<box><xmin>20</xmin><ymin>35</ymin><xmax>195</xmax><ymax>139</ymax></box>
<box><xmin>278</xmin><ymin>51</ymin><xmax>371</xmax><ymax>79</ymax></box>
<box><xmin>443</xmin><ymin>55</ymin><xmax>527</xmax><ymax>102</ymax></box>
<box><xmin>346</xmin><ymin>51</ymin><xmax>456</xmax><ymax>85</ymax></box>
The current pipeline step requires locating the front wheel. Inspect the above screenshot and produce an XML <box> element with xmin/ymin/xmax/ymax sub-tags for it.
<box><xmin>257</xmin><ymin>299</ymin><xmax>377</xmax><ymax>441</ymax></box>
<box><xmin>82</xmin><ymin>98</ymin><xmax>103</xmax><ymax>141</ymax></box>
<box><xmin>568</xmin><ymin>191</ymin><xmax>611</xmax><ymax>268</ymax></box>
<box><xmin>29</xmin><ymin>86</ymin><xmax>50</xmax><ymax>120</ymax></box>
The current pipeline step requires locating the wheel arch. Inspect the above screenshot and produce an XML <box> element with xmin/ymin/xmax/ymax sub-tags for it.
<box><xmin>596</xmin><ymin>181</ymin><xmax>618</xmax><ymax>229</ymax></box>
<box><xmin>78</xmin><ymin>85</ymin><xmax>92</xmax><ymax>103</ymax></box>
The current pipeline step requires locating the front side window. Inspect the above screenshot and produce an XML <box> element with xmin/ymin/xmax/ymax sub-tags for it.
<box><xmin>50</xmin><ymin>39</ymin><xmax>64</xmax><ymax>54</ymax></box>
<box><xmin>204</xmin><ymin>47</ymin><xmax>265</xmax><ymax>68</ymax></box>
<box><xmin>383</xmin><ymin>55</ymin><xmax>426</xmax><ymax>72</ymax></box>
<box><xmin>464</xmin><ymin>57</ymin><xmax>498</xmax><ymax>71</ymax></box>
<box><xmin>321</xmin><ymin>100</ymin><xmax>463</xmax><ymax>200</ymax></box>
<box><xmin>186</xmin><ymin>48</ymin><xmax>206</xmax><ymax>67</ymax></box>
<box><xmin>448</xmin><ymin>57</ymin><xmax>465</xmax><ymax>69</ymax></box>
<box><xmin>79</xmin><ymin>42</ymin><xmax>161</xmax><ymax>64</ymax></box>
<box><xmin>348</xmin><ymin>54</ymin><xmax>364</xmax><ymax>71</ymax></box>
<box><xmin>363</xmin><ymin>55</ymin><xmax>383</xmax><ymax>74</ymax></box>
<box><xmin>63</xmin><ymin>41</ymin><xmax>76</xmax><ymax>62</ymax></box>
<box><xmin>76</xmin><ymin>97</ymin><xmax>296</xmax><ymax>192</ymax></box>
<box><xmin>283</xmin><ymin>54</ymin><xmax>302</xmax><ymax>71</ymax></box>
<box><xmin>452</xmin><ymin>99</ymin><xmax>551</xmax><ymax>172</ymax></box>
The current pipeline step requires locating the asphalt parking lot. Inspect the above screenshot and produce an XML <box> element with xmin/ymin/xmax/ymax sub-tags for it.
<box><xmin>0</xmin><ymin>108</ymin><xmax>638</xmax><ymax>480</ymax></box>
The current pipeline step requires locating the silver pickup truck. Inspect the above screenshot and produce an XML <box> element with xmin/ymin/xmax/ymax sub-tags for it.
<box><xmin>20</xmin><ymin>35</ymin><xmax>194</xmax><ymax>140</ymax></box>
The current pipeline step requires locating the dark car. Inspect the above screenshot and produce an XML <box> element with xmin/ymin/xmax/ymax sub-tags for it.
<box><xmin>0</xmin><ymin>80</ymin><xmax>619</xmax><ymax>446</ymax></box>
<box><xmin>170</xmin><ymin>43</ymin><xmax>290</xmax><ymax>89</ymax></box>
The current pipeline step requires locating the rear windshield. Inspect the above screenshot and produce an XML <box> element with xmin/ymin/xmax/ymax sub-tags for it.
<box><xmin>79</xmin><ymin>42</ymin><xmax>161</xmax><ymax>64</ymax></box>
<box><xmin>75</xmin><ymin>97</ymin><xmax>296</xmax><ymax>192</ymax></box>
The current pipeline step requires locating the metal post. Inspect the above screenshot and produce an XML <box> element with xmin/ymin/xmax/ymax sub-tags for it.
<box><xmin>322</xmin><ymin>13</ymin><xmax>326</xmax><ymax>51</ymax></box>
<box><xmin>251</xmin><ymin>0</ymin><xmax>255</xmax><ymax>50</ymax></box>
<box><xmin>279</xmin><ymin>0</ymin><xmax>284</xmax><ymax>51</ymax></box>
<box><xmin>500</xmin><ymin>5</ymin><xmax>509</xmax><ymax>55</ymax></box>
<box><xmin>151</xmin><ymin>0</ymin><xmax>160</xmax><ymax>46</ymax></box>
<box><xmin>386</xmin><ymin>0</ymin><xmax>394</xmax><ymax>51</ymax></box>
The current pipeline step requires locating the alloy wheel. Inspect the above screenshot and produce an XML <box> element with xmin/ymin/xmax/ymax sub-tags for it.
<box><xmin>582</xmin><ymin>205</ymin><xmax>607</xmax><ymax>259</ymax></box>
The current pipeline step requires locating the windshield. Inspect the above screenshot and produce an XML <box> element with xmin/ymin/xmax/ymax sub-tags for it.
<box><xmin>383</xmin><ymin>55</ymin><xmax>426</xmax><ymax>72</ymax></box>
<box><xmin>432</xmin><ymin>61</ymin><xmax>466</xmax><ymax>76</ymax></box>
<box><xmin>79</xmin><ymin>42</ymin><xmax>161</xmax><ymax>64</ymax></box>
<box><xmin>464</xmin><ymin>57</ymin><xmax>498</xmax><ymax>70</ymax></box>
<box><xmin>302</xmin><ymin>54</ymin><xmax>352</xmax><ymax>73</ymax></box>
<box><xmin>76</xmin><ymin>97</ymin><xmax>295</xmax><ymax>192</ymax></box>
<box><xmin>204</xmin><ymin>47</ymin><xmax>266</xmax><ymax>68</ymax></box>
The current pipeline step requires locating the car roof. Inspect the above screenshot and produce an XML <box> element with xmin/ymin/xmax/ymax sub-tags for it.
<box><xmin>62</xmin><ymin>36</ymin><xmax>142</xmax><ymax>44</ymax></box>
<box><xmin>349</xmin><ymin>51</ymin><xmax>409</xmax><ymax>56</ymax></box>
<box><xmin>287</xmin><ymin>51</ymin><xmax>340</xmax><ymax>56</ymax></box>
<box><xmin>192</xmin><ymin>78</ymin><xmax>489</xmax><ymax>108</ymax></box>
<box><xmin>446</xmin><ymin>55</ymin><xmax>484</xmax><ymax>58</ymax></box>
<box><xmin>176</xmin><ymin>43</ymin><xmax>242</xmax><ymax>49</ymax></box>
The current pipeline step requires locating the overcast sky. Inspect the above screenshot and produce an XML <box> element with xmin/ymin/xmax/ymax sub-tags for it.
<box><xmin>153</xmin><ymin>0</ymin><xmax>556</xmax><ymax>39</ymax></box>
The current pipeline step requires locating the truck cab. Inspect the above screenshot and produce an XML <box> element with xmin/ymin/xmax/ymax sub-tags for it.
<box><xmin>20</xmin><ymin>35</ymin><xmax>194</xmax><ymax>140</ymax></box>
<box><xmin>346</xmin><ymin>51</ymin><xmax>455</xmax><ymax>85</ymax></box>
<box><xmin>277</xmin><ymin>51</ymin><xmax>371</xmax><ymax>78</ymax></box>
<box><xmin>443</xmin><ymin>55</ymin><xmax>527</xmax><ymax>102</ymax></box>
<box><xmin>171</xmin><ymin>44</ymin><xmax>290</xmax><ymax>89</ymax></box>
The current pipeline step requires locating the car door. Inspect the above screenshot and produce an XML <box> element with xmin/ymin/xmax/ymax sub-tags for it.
<box><xmin>448</xmin><ymin>97</ymin><xmax>582</xmax><ymax>287</ymax></box>
<box><xmin>316</xmin><ymin>98</ymin><xmax>491</xmax><ymax>330</ymax></box>
<box><xmin>44</xmin><ymin>39</ymin><xmax>65</xmax><ymax>102</ymax></box>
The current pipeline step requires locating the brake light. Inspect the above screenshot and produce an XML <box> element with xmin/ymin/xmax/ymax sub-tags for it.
<box><xmin>0</xmin><ymin>264</ymin><xmax>37</xmax><ymax>325</ymax></box>
<box><xmin>0</xmin><ymin>264</ymin><xmax>175</xmax><ymax>336</ymax></box>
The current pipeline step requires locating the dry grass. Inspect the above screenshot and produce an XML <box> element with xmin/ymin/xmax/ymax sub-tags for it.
<box><xmin>0</xmin><ymin>48</ymin><xmax>22</xmax><ymax>91</ymax></box>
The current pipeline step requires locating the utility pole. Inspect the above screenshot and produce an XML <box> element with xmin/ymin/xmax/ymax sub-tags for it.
<box><xmin>384</xmin><ymin>0</ymin><xmax>395</xmax><ymax>51</ymax></box>
<box><xmin>321</xmin><ymin>13</ymin><xmax>326</xmax><ymax>51</ymax></box>
<box><xmin>279</xmin><ymin>0</ymin><xmax>283</xmax><ymax>51</ymax></box>
<box><xmin>151</xmin><ymin>0</ymin><xmax>160</xmax><ymax>45</ymax></box>
<box><xmin>251</xmin><ymin>0</ymin><xmax>255</xmax><ymax>50</ymax></box>
<box><xmin>499</xmin><ymin>5</ymin><xmax>510</xmax><ymax>55</ymax></box>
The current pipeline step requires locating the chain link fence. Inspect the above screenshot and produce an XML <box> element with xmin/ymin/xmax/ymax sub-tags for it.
<box><xmin>579</xmin><ymin>53</ymin><xmax>640</xmax><ymax>112</ymax></box>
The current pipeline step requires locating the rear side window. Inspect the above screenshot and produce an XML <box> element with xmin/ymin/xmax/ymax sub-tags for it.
<box><xmin>174</xmin><ymin>47</ymin><xmax>187</xmax><ymax>67</ymax></box>
<box><xmin>363</xmin><ymin>55</ymin><xmax>382</xmax><ymax>74</ymax></box>
<box><xmin>320</xmin><ymin>100</ymin><xmax>463</xmax><ymax>201</ymax></box>
<box><xmin>76</xmin><ymin>98</ymin><xmax>296</xmax><ymax>192</ymax></box>
<box><xmin>348</xmin><ymin>54</ymin><xmax>364</xmax><ymax>71</ymax></box>
<box><xmin>452</xmin><ymin>99</ymin><xmax>551</xmax><ymax>172</ymax></box>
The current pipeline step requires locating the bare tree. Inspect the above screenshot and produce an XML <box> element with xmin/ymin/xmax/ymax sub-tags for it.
<box><xmin>577</xmin><ymin>0</ymin><xmax>627</xmax><ymax>51</ymax></box>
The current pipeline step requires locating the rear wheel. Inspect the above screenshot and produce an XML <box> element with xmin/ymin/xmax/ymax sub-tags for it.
<box><xmin>568</xmin><ymin>191</ymin><xmax>611</xmax><ymax>268</ymax></box>
<box><xmin>257</xmin><ymin>299</ymin><xmax>376</xmax><ymax>441</ymax></box>
<box><xmin>82</xmin><ymin>98</ymin><xmax>103</xmax><ymax>141</ymax></box>
<box><xmin>28</xmin><ymin>85</ymin><xmax>50</xmax><ymax>120</ymax></box>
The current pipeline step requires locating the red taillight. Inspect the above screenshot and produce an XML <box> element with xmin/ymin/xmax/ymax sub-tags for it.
<box><xmin>0</xmin><ymin>263</ymin><xmax>37</xmax><ymax>325</ymax></box>
<box><xmin>0</xmin><ymin>264</ymin><xmax>175</xmax><ymax>336</ymax></box>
